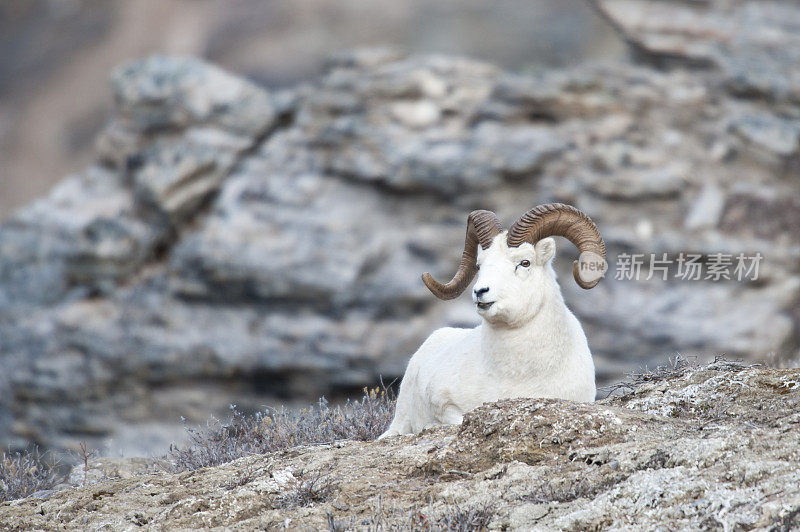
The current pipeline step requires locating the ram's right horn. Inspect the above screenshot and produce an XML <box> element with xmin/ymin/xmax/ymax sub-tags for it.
<box><xmin>422</xmin><ymin>210</ymin><xmax>503</xmax><ymax>300</ymax></box>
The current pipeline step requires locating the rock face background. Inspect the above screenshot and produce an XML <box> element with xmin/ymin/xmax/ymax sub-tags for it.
<box><xmin>0</xmin><ymin>0</ymin><xmax>621</xmax><ymax>217</ymax></box>
<box><xmin>1</xmin><ymin>0</ymin><xmax>799</xmax><ymax>458</ymax></box>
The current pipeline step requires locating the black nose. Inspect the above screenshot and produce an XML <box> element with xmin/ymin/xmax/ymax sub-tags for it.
<box><xmin>474</xmin><ymin>287</ymin><xmax>489</xmax><ymax>298</ymax></box>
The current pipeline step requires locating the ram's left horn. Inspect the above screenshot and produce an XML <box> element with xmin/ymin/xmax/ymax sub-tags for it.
<box><xmin>506</xmin><ymin>203</ymin><xmax>605</xmax><ymax>289</ymax></box>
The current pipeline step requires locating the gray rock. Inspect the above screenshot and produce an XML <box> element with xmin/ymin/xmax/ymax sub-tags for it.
<box><xmin>729</xmin><ymin>110</ymin><xmax>800</xmax><ymax>160</ymax></box>
<box><xmin>67</xmin><ymin>457</ymin><xmax>168</xmax><ymax>488</ymax></box>
<box><xmin>111</xmin><ymin>55</ymin><xmax>275</xmax><ymax>137</ymax></box>
<box><xmin>587</xmin><ymin>163</ymin><xmax>688</xmax><ymax>200</ymax></box>
<box><xmin>132</xmin><ymin>130</ymin><xmax>251</xmax><ymax>225</ymax></box>
<box><xmin>595</xmin><ymin>0</ymin><xmax>800</xmax><ymax>104</ymax></box>
<box><xmin>1</xmin><ymin>26</ymin><xmax>800</xmax><ymax>460</ymax></box>
<box><xmin>2</xmin><ymin>365</ymin><xmax>799</xmax><ymax>530</ymax></box>
<box><xmin>684</xmin><ymin>183</ymin><xmax>725</xmax><ymax>231</ymax></box>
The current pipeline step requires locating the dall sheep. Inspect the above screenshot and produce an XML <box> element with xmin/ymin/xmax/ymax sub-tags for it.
<box><xmin>381</xmin><ymin>203</ymin><xmax>605</xmax><ymax>437</ymax></box>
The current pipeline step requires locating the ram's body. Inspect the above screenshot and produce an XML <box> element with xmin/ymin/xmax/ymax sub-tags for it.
<box><xmin>381</xmin><ymin>206</ymin><xmax>604</xmax><ymax>438</ymax></box>
<box><xmin>382</xmin><ymin>246</ymin><xmax>595</xmax><ymax>436</ymax></box>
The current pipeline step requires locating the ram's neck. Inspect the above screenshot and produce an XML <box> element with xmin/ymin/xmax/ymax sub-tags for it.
<box><xmin>480</xmin><ymin>283</ymin><xmax>578</xmax><ymax>379</ymax></box>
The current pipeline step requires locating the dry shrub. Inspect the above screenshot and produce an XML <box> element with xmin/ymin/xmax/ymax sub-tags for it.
<box><xmin>0</xmin><ymin>448</ymin><xmax>62</xmax><ymax>502</ymax></box>
<box><xmin>167</xmin><ymin>387</ymin><xmax>395</xmax><ymax>472</ymax></box>
<box><xmin>601</xmin><ymin>355</ymin><xmax>759</xmax><ymax>397</ymax></box>
<box><xmin>435</xmin><ymin>502</ymin><xmax>494</xmax><ymax>531</ymax></box>
<box><xmin>326</xmin><ymin>498</ymin><xmax>494</xmax><ymax>531</ymax></box>
<box><xmin>277</xmin><ymin>469</ymin><xmax>337</xmax><ymax>509</ymax></box>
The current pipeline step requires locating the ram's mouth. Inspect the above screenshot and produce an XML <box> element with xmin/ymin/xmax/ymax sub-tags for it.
<box><xmin>476</xmin><ymin>301</ymin><xmax>494</xmax><ymax>311</ymax></box>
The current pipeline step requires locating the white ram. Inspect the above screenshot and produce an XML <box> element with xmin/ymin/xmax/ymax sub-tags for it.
<box><xmin>381</xmin><ymin>204</ymin><xmax>605</xmax><ymax>437</ymax></box>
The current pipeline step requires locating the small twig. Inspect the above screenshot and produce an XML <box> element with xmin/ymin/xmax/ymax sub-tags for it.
<box><xmin>78</xmin><ymin>442</ymin><xmax>97</xmax><ymax>487</ymax></box>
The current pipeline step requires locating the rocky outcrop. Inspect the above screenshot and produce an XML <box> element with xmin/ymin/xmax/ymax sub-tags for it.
<box><xmin>595</xmin><ymin>0</ymin><xmax>800</xmax><ymax>99</ymax></box>
<box><xmin>0</xmin><ymin>0</ymin><xmax>620</xmax><ymax>217</ymax></box>
<box><xmin>2</xmin><ymin>365</ymin><xmax>799</xmax><ymax>530</ymax></box>
<box><xmin>1</xmin><ymin>0</ymin><xmax>799</xmax><ymax>459</ymax></box>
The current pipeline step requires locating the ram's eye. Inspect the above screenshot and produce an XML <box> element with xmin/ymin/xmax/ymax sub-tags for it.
<box><xmin>520</xmin><ymin>260</ymin><xmax>531</xmax><ymax>268</ymax></box>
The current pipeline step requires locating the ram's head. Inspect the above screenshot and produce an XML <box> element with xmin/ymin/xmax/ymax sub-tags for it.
<box><xmin>423</xmin><ymin>204</ymin><xmax>606</xmax><ymax>324</ymax></box>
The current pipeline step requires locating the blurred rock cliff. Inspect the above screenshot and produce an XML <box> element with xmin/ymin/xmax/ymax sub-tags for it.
<box><xmin>0</xmin><ymin>0</ymin><xmax>620</xmax><ymax>218</ymax></box>
<box><xmin>0</xmin><ymin>0</ymin><xmax>799</xmax><ymax>457</ymax></box>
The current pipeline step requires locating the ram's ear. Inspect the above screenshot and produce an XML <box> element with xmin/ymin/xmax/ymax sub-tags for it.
<box><xmin>534</xmin><ymin>237</ymin><xmax>556</xmax><ymax>265</ymax></box>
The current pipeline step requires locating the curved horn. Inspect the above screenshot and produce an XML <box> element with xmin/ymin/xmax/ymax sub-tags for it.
<box><xmin>507</xmin><ymin>203</ymin><xmax>606</xmax><ymax>289</ymax></box>
<box><xmin>422</xmin><ymin>210</ymin><xmax>503</xmax><ymax>300</ymax></box>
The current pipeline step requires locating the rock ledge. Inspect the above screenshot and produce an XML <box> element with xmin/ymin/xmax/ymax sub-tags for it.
<box><xmin>2</xmin><ymin>365</ymin><xmax>799</xmax><ymax>530</ymax></box>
